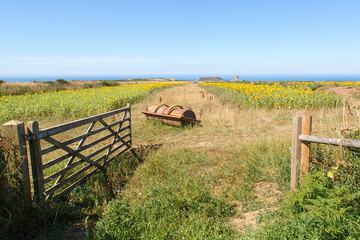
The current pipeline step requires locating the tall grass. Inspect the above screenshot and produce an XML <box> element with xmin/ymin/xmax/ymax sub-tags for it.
<box><xmin>246</xmin><ymin>133</ymin><xmax>360</xmax><ymax>239</ymax></box>
<box><xmin>94</xmin><ymin>149</ymin><xmax>236</xmax><ymax>239</ymax></box>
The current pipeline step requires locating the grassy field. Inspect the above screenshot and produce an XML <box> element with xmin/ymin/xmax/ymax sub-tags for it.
<box><xmin>2</xmin><ymin>82</ymin><xmax>360</xmax><ymax>239</ymax></box>
<box><xmin>93</xmin><ymin>83</ymin><xmax>360</xmax><ymax>239</ymax></box>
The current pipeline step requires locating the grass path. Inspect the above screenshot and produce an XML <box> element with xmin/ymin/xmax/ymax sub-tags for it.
<box><xmin>33</xmin><ymin>83</ymin><xmax>360</xmax><ymax>238</ymax></box>
<box><xmin>99</xmin><ymin>83</ymin><xmax>296</xmax><ymax>236</ymax></box>
<box><xmin>31</xmin><ymin>82</ymin><xmax>360</xmax><ymax>239</ymax></box>
<box><xmin>124</xmin><ymin>83</ymin><xmax>360</xmax><ymax>235</ymax></box>
<box><xmin>132</xmin><ymin>83</ymin><xmax>293</xmax><ymax>152</ymax></box>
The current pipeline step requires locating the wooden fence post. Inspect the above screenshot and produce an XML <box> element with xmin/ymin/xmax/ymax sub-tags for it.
<box><xmin>300</xmin><ymin>115</ymin><xmax>312</xmax><ymax>182</ymax></box>
<box><xmin>27</xmin><ymin>121</ymin><xmax>45</xmax><ymax>201</ymax></box>
<box><xmin>2</xmin><ymin>120</ymin><xmax>32</xmax><ymax>202</ymax></box>
<box><xmin>128</xmin><ymin>103</ymin><xmax>132</xmax><ymax>147</ymax></box>
<box><xmin>291</xmin><ymin>115</ymin><xmax>302</xmax><ymax>190</ymax></box>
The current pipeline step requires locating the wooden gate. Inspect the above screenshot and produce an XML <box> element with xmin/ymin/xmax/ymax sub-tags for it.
<box><xmin>26</xmin><ymin>104</ymin><xmax>132</xmax><ymax>200</ymax></box>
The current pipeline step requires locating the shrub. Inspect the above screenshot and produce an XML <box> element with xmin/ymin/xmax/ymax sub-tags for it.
<box><xmin>55</xmin><ymin>79</ymin><xmax>69</xmax><ymax>84</ymax></box>
<box><xmin>307</xmin><ymin>83</ymin><xmax>324</xmax><ymax>91</ymax></box>
<box><xmin>0</xmin><ymin>138</ymin><xmax>31</xmax><ymax>238</ymax></box>
<box><xmin>100</xmin><ymin>80</ymin><xmax>118</xmax><ymax>87</ymax></box>
<box><xmin>0</xmin><ymin>80</ymin><xmax>5</xmax><ymax>84</ymax></box>
<box><xmin>251</xmin><ymin>133</ymin><xmax>360</xmax><ymax>239</ymax></box>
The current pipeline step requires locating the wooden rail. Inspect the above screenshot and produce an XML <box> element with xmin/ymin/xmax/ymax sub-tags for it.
<box><xmin>299</xmin><ymin>135</ymin><xmax>360</xmax><ymax>148</ymax></box>
<box><xmin>291</xmin><ymin>114</ymin><xmax>360</xmax><ymax>190</ymax></box>
<box><xmin>2</xmin><ymin>104</ymin><xmax>132</xmax><ymax>201</ymax></box>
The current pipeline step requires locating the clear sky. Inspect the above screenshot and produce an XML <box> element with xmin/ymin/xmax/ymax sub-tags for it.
<box><xmin>1</xmin><ymin>0</ymin><xmax>360</xmax><ymax>76</ymax></box>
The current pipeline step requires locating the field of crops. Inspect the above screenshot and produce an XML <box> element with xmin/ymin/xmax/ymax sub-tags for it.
<box><xmin>200</xmin><ymin>82</ymin><xmax>338</xmax><ymax>108</ymax></box>
<box><xmin>294</xmin><ymin>81</ymin><xmax>360</xmax><ymax>87</ymax></box>
<box><xmin>0</xmin><ymin>82</ymin><xmax>185</xmax><ymax>122</ymax></box>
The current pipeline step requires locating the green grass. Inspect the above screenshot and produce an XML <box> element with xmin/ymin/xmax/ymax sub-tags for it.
<box><xmin>94</xmin><ymin>149</ymin><xmax>236</xmax><ymax>239</ymax></box>
<box><xmin>4</xmin><ymin>82</ymin><xmax>359</xmax><ymax>239</ymax></box>
<box><xmin>91</xmin><ymin>136</ymin><xmax>292</xmax><ymax>239</ymax></box>
<box><xmin>244</xmin><ymin>133</ymin><xmax>360</xmax><ymax>239</ymax></box>
<box><xmin>247</xmin><ymin>173</ymin><xmax>360</xmax><ymax>239</ymax></box>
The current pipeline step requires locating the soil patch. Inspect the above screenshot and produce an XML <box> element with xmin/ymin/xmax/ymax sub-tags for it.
<box><xmin>323</xmin><ymin>86</ymin><xmax>359</xmax><ymax>98</ymax></box>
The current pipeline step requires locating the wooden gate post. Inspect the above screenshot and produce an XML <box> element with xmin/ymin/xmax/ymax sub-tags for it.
<box><xmin>291</xmin><ymin>115</ymin><xmax>302</xmax><ymax>190</ymax></box>
<box><xmin>300</xmin><ymin>115</ymin><xmax>312</xmax><ymax>182</ymax></box>
<box><xmin>27</xmin><ymin>121</ymin><xmax>45</xmax><ymax>201</ymax></box>
<box><xmin>2</xmin><ymin>120</ymin><xmax>32</xmax><ymax>202</ymax></box>
<box><xmin>128</xmin><ymin>103</ymin><xmax>132</xmax><ymax>148</ymax></box>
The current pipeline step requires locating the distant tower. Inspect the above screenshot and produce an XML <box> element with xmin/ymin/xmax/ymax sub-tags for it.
<box><xmin>232</xmin><ymin>75</ymin><xmax>240</xmax><ymax>81</ymax></box>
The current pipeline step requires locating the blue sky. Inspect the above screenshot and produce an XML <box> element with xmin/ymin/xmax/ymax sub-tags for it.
<box><xmin>1</xmin><ymin>0</ymin><xmax>360</xmax><ymax>76</ymax></box>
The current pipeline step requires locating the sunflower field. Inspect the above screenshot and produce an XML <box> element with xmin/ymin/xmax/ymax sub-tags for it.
<box><xmin>200</xmin><ymin>82</ymin><xmax>338</xmax><ymax>108</ymax></box>
<box><xmin>0</xmin><ymin>82</ymin><xmax>185</xmax><ymax>122</ymax></box>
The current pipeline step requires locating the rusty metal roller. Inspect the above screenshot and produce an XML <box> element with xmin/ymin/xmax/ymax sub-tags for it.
<box><xmin>141</xmin><ymin>104</ymin><xmax>200</xmax><ymax>127</ymax></box>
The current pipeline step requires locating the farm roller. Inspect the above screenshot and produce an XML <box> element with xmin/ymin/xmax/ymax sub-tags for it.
<box><xmin>141</xmin><ymin>104</ymin><xmax>201</xmax><ymax>127</ymax></box>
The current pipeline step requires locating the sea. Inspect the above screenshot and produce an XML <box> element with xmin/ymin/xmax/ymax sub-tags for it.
<box><xmin>1</xmin><ymin>74</ymin><xmax>360</xmax><ymax>83</ymax></box>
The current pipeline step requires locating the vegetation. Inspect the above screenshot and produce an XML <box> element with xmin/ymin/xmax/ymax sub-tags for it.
<box><xmin>249</xmin><ymin>173</ymin><xmax>360</xmax><ymax>239</ymax></box>
<box><xmin>55</xmin><ymin>79</ymin><xmax>69</xmax><ymax>85</ymax></box>
<box><xmin>0</xmin><ymin>82</ymin><xmax>185</xmax><ymax>123</ymax></box>
<box><xmin>95</xmin><ymin>149</ymin><xmax>236</xmax><ymax>239</ymax></box>
<box><xmin>100</xmin><ymin>80</ymin><xmax>119</xmax><ymax>87</ymax></box>
<box><xmin>0</xmin><ymin>80</ymin><xmax>101</xmax><ymax>96</ymax></box>
<box><xmin>1</xmin><ymin>81</ymin><xmax>360</xmax><ymax>239</ymax></box>
<box><xmin>0</xmin><ymin>139</ymin><xmax>145</xmax><ymax>239</ymax></box>
<box><xmin>0</xmin><ymin>79</ymin><xmax>177</xmax><ymax>97</ymax></box>
<box><xmin>249</xmin><ymin>138</ymin><xmax>360</xmax><ymax>239</ymax></box>
<box><xmin>200</xmin><ymin>82</ymin><xmax>338</xmax><ymax>108</ymax></box>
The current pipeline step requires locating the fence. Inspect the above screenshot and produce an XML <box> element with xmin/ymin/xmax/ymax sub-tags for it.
<box><xmin>291</xmin><ymin>114</ymin><xmax>360</xmax><ymax>189</ymax></box>
<box><xmin>1</xmin><ymin>104</ymin><xmax>132</xmax><ymax>201</ymax></box>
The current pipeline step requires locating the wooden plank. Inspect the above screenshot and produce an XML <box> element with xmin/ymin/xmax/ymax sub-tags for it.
<box><xmin>27</xmin><ymin>121</ymin><xmax>45</xmax><ymax>201</ymax></box>
<box><xmin>82</xmin><ymin>132</ymin><xmax>115</xmax><ymax>149</ymax></box>
<box><xmin>103</xmin><ymin>109</ymin><xmax>127</xmax><ymax>165</ymax></box>
<box><xmin>99</xmin><ymin>118</ymin><xmax>131</xmax><ymax>149</ymax></box>
<box><xmin>106</xmin><ymin>147</ymin><xmax>129</xmax><ymax>165</ymax></box>
<box><xmin>40</xmin><ymin>118</ymin><xmax>130</xmax><ymax>155</ymax></box>
<box><xmin>108</xmin><ymin>139</ymin><xmax>131</xmax><ymax>155</ymax></box>
<box><xmin>42</xmin><ymin>128</ymin><xmax>130</xmax><ymax>170</ymax></box>
<box><xmin>2</xmin><ymin>120</ymin><xmax>32</xmax><ymax>202</ymax></box>
<box><xmin>52</xmin><ymin>168</ymin><xmax>98</xmax><ymax>200</ymax></box>
<box><xmin>52</xmin><ymin>121</ymin><xmax>97</xmax><ymax>190</ymax></box>
<box><xmin>45</xmin><ymin>155</ymin><xmax>105</xmax><ymax>195</ymax></box>
<box><xmin>129</xmin><ymin>104</ymin><xmax>132</xmax><ymax>147</ymax></box>
<box><xmin>43</xmin><ymin>136</ymin><xmax>105</xmax><ymax>171</ymax></box>
<box><xmin>42</xmin><ymin>104</ymin><xmax>131</xmax><ymax>200</ymax></box>
<box><xmin>26</xmin><ymin>106</ymin><xmax>130</xmax><ymax>140</ymax></box>
<box><xmin>141</xmin><ymin>110</ymin><xmax>182</xmax><ymax>119</ymax></box>
<box><xmin>44</xmin><ymin>137</ymin><xmax>131</xmax><ymax>184</ymax></box>
<box><xmin>87</xmin><ymin>133</ymin><xmax>130</xmax><ymax>159</ymax></box>
<box><xmin>42</xmin><ymin>153</ymin><xmax>72</xmax><ymax>170</ymax></box>
<box><xmin>64</xmin><ymin>125</ymin><xmax>130</xmax><ymax>154</ymax></box>
<box><xmin>299</xmin><ymin>135</ymin><xmax>360</xmax><ymax>148</ymax></box>
<box><xmin>291</xmin><ymin>115</ymin><xmax>302</xmax><ymax>190</ymax></box>
<box><xmin>300</xmin><ymin>115</ymin><xmax>312</xmax><ymax>181</ymax></box>
<box><xmin>43</xmin><ymin>159</ymin><xmax>84</xmax><ymax>184</ymax></box>
<box><xmin>52</xmin><ymin>147</ymin><xmax>130</xmax><ymax>200</ymax></box>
